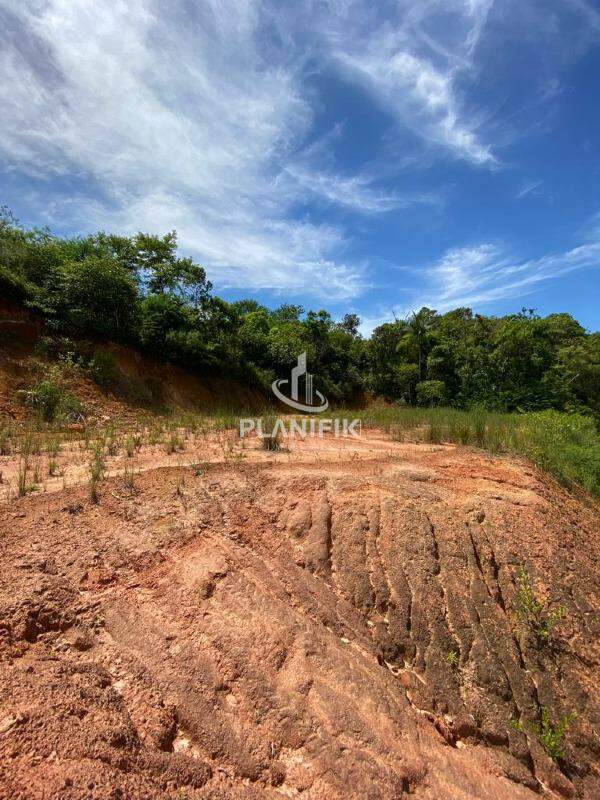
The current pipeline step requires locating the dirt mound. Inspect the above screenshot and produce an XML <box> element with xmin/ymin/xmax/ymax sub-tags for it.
<box><xmin>0</xmin><ymin>433</ymin><xmax>598</xmax><ymax>799</ymax></box>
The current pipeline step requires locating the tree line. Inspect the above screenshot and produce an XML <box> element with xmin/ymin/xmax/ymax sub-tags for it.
<box><xmin>1</xmin><ymin>207</ymin><xmax>598</xmax><ymax>415</ymax></box>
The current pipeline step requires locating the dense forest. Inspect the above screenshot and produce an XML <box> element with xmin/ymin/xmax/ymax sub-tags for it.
<box><xmin>1</xmin><ymin>207</ymin><xmax>598</xmax><ymax>416</ymax></box>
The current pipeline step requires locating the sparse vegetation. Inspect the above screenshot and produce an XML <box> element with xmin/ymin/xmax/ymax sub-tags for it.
<box><xmin>123</xmin><ymin>462</ymin><xmax>137</xmax><ymax>491</ymax></box>
<box><xmin>353</xmin><ymin>405</ymin><xmax>600</xmax><ymax>498</ymax></box>
<box><xmin>165</xmin><ymin>429</ymin><xmax>185</xmax><ymax>454</ymax></box>
<box><xmin>444</xmin><ymin>649</ymin><xmax>460</xmax><ymax>669</ymax></box>
<box><xmin>0</xmin><ymin>427</ymin><xmax>13</xmax><ymax>455</ymax></box>
<box><xmin>17</xmin><ymin>455</ymin><xmax>31</xmax><ymax>497</ymax></box>
<box><xmin>515</xmin><ymin>566</ymin><xmax>567</xmax><ymax>641</ymax></box>
<box><xmin>19</xmin><ymin>365</ymin><xmax>83</xmax><ymax>423</ymax></box>
<box><xmin>511</xmin><ymin>706</ymin><xmax>576</xmax><ymax>760</ymax></box>
<box><xmin>89</xmin><ymin>442</ymin><xmax>105</xmax><ymax>503</ymax></box>
<box><xmin>260</xmin><ymin>414</ymin><xmax>283</xmax><ymax>451</ymax></box>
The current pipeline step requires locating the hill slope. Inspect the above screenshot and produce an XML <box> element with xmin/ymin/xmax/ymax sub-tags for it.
<box><xmin>0</xmin><ymin>430</ymin><xmax>598</xmax><ymax>799</ymax></box>
<box><xmin>0</xmin><ymin>298</ymin><xmax>263</xmax><ymax>423</ymax></box>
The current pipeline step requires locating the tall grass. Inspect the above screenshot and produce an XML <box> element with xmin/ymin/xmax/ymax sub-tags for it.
<box><xmin>89</xmin><ymin>442</ymin><xmax>105</xmax><ymax>503</ymax></box>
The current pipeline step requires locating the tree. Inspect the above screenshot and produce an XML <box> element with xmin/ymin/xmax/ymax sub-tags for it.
<box><xmin>338</xmin><ymin>313</ymin><xmax>361</xmax><ymax>337</ymax></box>
<box><xmin>54</xmin><ymin>256</ymin><xmax>138</xmax><ymax>339</ymax></box>
<box><xmin>416</xmin><ymin>380</ymin><xmax>446</xmax><ymax>407</ymax></box>
<box><xmin>403</xmin><ymin>308</ymin><xmax>438</xmax><ymax>381</ymax></box>
<box><xmin>139</xmin><ymin>294</ymin><xmax>191</xmax><ymax>350</ymax></box>
<box><xmin>394</xmin><ymin>364</ymin><xmax>420</xmax><ymax>404</ymax></box>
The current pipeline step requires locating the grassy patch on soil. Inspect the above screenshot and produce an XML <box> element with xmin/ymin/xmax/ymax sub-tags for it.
<box><xmin>345</xmin><ymin>405</ymin><xmax>600</xmax><ymax>498</ymax></box>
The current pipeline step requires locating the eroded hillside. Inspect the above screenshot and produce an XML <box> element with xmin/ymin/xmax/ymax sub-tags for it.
<box><xmin>0</xmin><ymin>430</ymin><xmax>598</xmax><ymax>799</ymax></box>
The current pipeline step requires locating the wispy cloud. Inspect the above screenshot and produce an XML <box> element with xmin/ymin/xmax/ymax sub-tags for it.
<box><xmin>416</xmin><ymin>237</ymin><xmax>600</xmax><ymax>311</ymax></box>
<box><xmin>284</xmin><ymin>164</ymin><xmax>439</xmax><ymax>213</ymax></box>
<box><xmin>0</xmin><ymin>0</ymin><xmax>383</xmax><ymax>300</ymax></box>
<box><xmin>320</xmin><ymin>0</ymin><xmax>497</xmax><ymax>165</ymax></box>
<box><xmin>358</xmin><ymin>231</ymin><xmax>600</xmax><ymax>334</ymax></box>
<box><xmin>1</xmin><ymin>0</ymin><xmax>599</xmax><ymax>313</ymax></box>
<box><xmin>516</xmin><ymin>180</ymin><xmax>543</xmax><ymax>199</ymax></box>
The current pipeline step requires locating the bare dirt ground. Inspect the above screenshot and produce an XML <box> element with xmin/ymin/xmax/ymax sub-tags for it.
<box><xmin>0</xmin><ymin>428</ymin><xmax>598</xmax><ymax>799</ymax></box>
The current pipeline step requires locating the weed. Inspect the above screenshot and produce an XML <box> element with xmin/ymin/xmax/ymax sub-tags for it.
<box><xmin>426</xmin><ymin>420</ymin><xmax>443</xmax><ymax>444</ymax></box>
<box><xmin>148</xmin><ymin>425</ymin><xmax>163</xmax><ymax>446</ymax></box>
<box><xmin>17</xmin><ymin>455</ymin><xmax>30</xmax><ymax>497</ymax></box>
<box><xmin>124</xmin><ymin>436</ymin><xmax>135</xmax><ymax>458</ymax></box>
<box><xmin>45</xmin><ymin>433</ymin><xmax>61</xmax><ymax>474</ymax></box>
<box><xmin>87</xmin><ymin>347</ymin><xmax>117</xmax><ymax>389</ymax></box>
<box><xmin>260</xmin><ymin>414</ymin><xmax>283</xmax><ymax>451</ymax></box>
<box><xmin>123</xmin><ymin>462</ymin><xmax>137</xmax><ymax>491</ymax></box>
<box><xmin>444</xmin><ymin>650</ymin><xmax>460</xmax><ymax>669</ymax></box>
<box><xmin>345</xmin><ymin>405</ymin><xmax>599</xmax><ymax>498</ymax></box>
<box><xmin>89</xmin><ymin>442</ymin><xmax>105</xmax><ymax>503</ymax></box>
<box><xmin>262</xmin><ymin>435</ymin><xmax>281</xmax><ymax>451</ymax></box>
<box><xmin>511</xmin><ymin>706</ymin><xmax>576</xmax><ymax>760</ymax></box>
<box><xmin>104</xmin><ymin>427</ymin><xmax>119</xmax><ymax>456</ymax></box>
<box><xmin>0</xmin><ymin>427</ymin><xmax>13</xmax><ymax>455</ymax></box>
<box><xmin>515</xmin><ymin>566</ymin><xmax>566</xmax><ymax>641</ymax></box>
<box><xmin>165</xmin><ymin>430</ymin><xmax>185</xmax><ymax>454</ymax></box>
<box><xmin>46</xmin><ymin>434</ymin><xmax>61</xmax><ymax>459</ymax></box>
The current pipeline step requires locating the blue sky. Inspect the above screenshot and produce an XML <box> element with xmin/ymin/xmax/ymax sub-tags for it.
<box><xmin>1</xmin><ymin>0</ymin><xmax>599</xmax><ymax>333</ymax></box>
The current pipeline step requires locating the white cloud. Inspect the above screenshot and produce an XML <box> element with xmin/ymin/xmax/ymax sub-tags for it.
<box><xmin>1</xmin><ymin>0</ymin><xmax>599</xmax><ymax>312</ymax></box>
<box><xmin>333</xmin><ymin>49</ymin><xmax>495</xmax><ymax>166</ymax></box>
<box><xmin>283</xmin><ymin>164</ymin><xmax>439</xmax><ymax>213</ymax></box>
<box><xmin>0</xmin><ymin>0</ymin><xmax>381</xmax><ymax>300</ymax></box>
<box><xmin>320</xmin><ymin>0</ymin><xmax>497</xmax><ymax>165</ymax></box>
<box><xmin>415</xmin><ymin>238</ymin><xmax>600</xmax><ymax>311</ymax></box>
<box><xmin>516</xmin><ymin>180</ymin><xmax>543</xmax><ymax>199</ymax></box>
<box><xmin>357</xmin><ymin>232</ymin><xmax>600</xmax><ymax>334</ymax></box>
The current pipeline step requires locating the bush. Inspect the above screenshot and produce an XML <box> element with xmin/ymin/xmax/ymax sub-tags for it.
<box><xmin>19</xmin><ymin>365</ymin><xmax>83</xmax><ymax>423</ymax></box>
<box><xmin>515</xmin><ymin>566</ymin><xmax>566</xmax><ymax>641</ymax></box>
<box><xmin>88</xmin><ymin>347</ymin><xmax>118</xmax><ymax>389</ymax></box>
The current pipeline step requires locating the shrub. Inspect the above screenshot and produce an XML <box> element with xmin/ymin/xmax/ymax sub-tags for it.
<box><xmin>89</xmin><ymin>442</ymin><xmax>105</xmax><ymax>503</ymax></box>
<box><xmin>512</xmin><ymin>707</ymin><xmax>576</xmax><ymax>760</ymax></box>
<box><xmin>515</xmin><ymin>566</ymin><xmax>566</xmax><ymax>641</ymax></box>
<box><xmin>88</xmin><ymin>348</ymin><xmax>118</xmax><ymax>389</ymax></box>
<box><xmin>19</xmin><ymin>369</ymin><xmax>83</xmax><ymax>423</ymax></box>
<box><xmin>444</xmin><ymin>650</ymin><xmax>459</xmax><ymax>669</ymax></box>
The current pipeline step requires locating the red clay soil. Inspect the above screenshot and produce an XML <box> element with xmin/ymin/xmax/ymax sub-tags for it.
<box><xmin>0</xmin><ymin>431</ymin><xmax>598</xmax><ymax>799</ymax></box>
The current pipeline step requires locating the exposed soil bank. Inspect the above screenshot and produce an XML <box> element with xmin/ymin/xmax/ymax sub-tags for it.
<box><xmin>0</xmin><ymin>431</ymin><xmax>598</xmax><ymax>798</ymax></box>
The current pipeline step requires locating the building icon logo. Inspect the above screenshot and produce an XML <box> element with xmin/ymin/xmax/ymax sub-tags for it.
<box><xmin>271</xmin><ymin>352</ymin><xmax>329</xmax><ymax>413</ymax></box>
